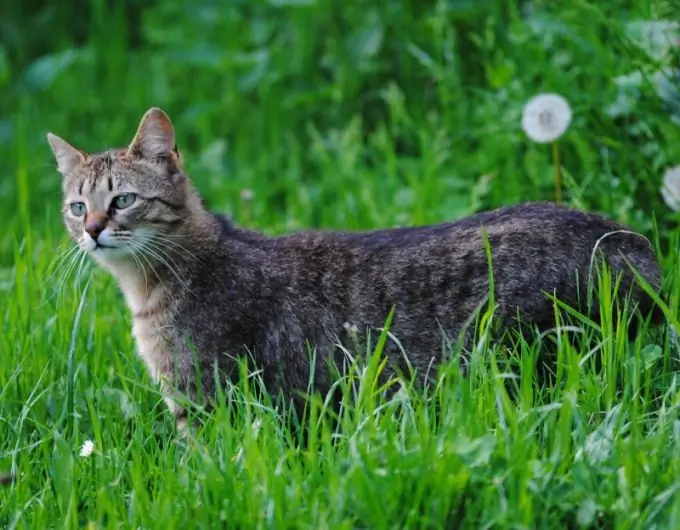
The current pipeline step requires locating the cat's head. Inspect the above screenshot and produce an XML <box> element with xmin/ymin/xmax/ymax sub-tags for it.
<box><xmin>47</xmin><ymin>108</ymin><xmax>189</xmax><ymax>264</ymax></box>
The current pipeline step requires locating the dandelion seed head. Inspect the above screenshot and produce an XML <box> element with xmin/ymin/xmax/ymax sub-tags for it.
<box><xmin>79</xmin><ymin>439</ymin><xmax>95</xmax><ymax>458</ymax></box>
<box><xmin>661</xmin><ymin>166</ymin><xmax>680</xmax><ymax>211</ymax></box>
<box><xmin>522</xmin><ymin>93</ymin><xmax>573</xmax><ymax>143</ymax></box>
<box><xmin>240</xmin><ymin>188</ymin><xmax>254</xmax><ymax>202</ymax></box>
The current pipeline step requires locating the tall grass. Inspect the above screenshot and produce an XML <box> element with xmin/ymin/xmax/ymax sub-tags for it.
<box><xmin>1</xmin><ymin>0</ymin><xmax>680</xmax><ymax>527</ymax></box>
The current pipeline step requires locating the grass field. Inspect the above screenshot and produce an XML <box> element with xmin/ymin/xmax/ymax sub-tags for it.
<box><xmin>2</xmin><ymin>0</ymin><xmax>680</xmax><ymax>528</ymax></box>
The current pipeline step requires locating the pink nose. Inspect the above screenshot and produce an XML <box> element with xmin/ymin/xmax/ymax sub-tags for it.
<box><xmin>84</xmin><ymin>211</ymin><xmax>109</xmax><ymax>240</ymax></box>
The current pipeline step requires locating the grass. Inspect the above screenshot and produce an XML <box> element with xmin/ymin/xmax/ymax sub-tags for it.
<box><xmin>2</xmin><ymin>0</ymin><xmax>680</xmax><ymax>527</ymax></box>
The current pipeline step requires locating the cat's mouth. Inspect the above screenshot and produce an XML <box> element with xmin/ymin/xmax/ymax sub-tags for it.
<box><xmin>87</xmin><ymin>242</ymin><xmax>133</xmax><ymax>262</ymax></box>
<box><xmin>82</xmin><ymin>238</ymin><xmax>128</xmax><ymax>258</ymax></box>
<box><xmin>82</xmin><ymin>230</ymin><xmax>129</xmax><ymax>255</ymax></box>
<box><xmin>93</xmin><ymin>242</ymin><xmax>115</xmax><ymax>250</ymax></box>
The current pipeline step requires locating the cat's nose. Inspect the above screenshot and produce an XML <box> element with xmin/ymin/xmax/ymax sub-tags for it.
<box><xmin>84</xmin><ymin>211</ymin><xmax>109</xmax><ymax>241</ymax></box>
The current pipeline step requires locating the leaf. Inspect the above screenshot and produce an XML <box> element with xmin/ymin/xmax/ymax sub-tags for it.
<box><xmin>406</xmin><ymin>43</ymin><xmax>437</xmax><ymax>74</ymax></box>
<box><xmin>574</xmin><ymin>404</ymin><xmax>623</xmax><ymax>466</ymax></box>
<box><xmin>101</xmin><ymin>387</ymin><xmax>139</xmax><ymax>421</ymax></box>
<box><xmin>577</xmin><ymin>499</ymin><xmax>599</xmax><ymax>526</ymax></box>
<box><xmin>236</xmin><ymin>50</ymin><xmax>271</xmax><ymax>92</ymax></box>
<box><xmin>455</xmin><ymin>434</ymin><xmax>496</xmax><ymax>468</ymax></box>
<box><xmin>50</xmin><ymin>433</ymin><xmax>74</xmax><ymax>515</ymax></box>
<box><xmin>641</xmin><ymin>344</ymin><xmax>663</xmax><ymax>367</ymax></box>
<box><xmin>21</xmin><ymin>48</ymin><xmax>91</xmax><ymax>92</ymax></box>
<box><xmin>347</xmin><ymin>20</ymin><xmax>384</xmax><ymax>66</ymax></box>
<box><xmin>625</xmin><ymin>20</ymin><xmax>679</xmax><ymax>61</ymax></box>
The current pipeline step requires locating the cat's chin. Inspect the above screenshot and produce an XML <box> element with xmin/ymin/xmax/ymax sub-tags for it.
<box><xmin>90</xmin><ymin>246</ymin><xmax>130</xmax><ymax>259</ymax></box>
<box><xmin>81</xmin><ymin>240</ymin><xmax>133</xmax><ymax>262</ymax></box>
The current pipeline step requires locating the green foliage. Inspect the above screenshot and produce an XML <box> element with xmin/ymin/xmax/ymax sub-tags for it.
<box><xmin>1</xmin><ymin>0</ymin><xmax>680</xmax><ymax>528</ymax></box>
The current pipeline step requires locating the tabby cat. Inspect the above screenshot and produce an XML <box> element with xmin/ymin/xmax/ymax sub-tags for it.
<box><xmin>47</xmin><ymin>108</ymin><xmax>664</xmax><ymax>428</ymax></box>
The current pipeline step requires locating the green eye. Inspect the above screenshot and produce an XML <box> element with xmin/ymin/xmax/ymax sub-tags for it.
<box><xmin>70</xmin><ymin>202</ymin><xmax>87</xmax><ymax>216</ymax></box>
<box><xmin>112</xmin><ymin>193</ymin><xmax>137</xmax><ymax>209</ymax></box>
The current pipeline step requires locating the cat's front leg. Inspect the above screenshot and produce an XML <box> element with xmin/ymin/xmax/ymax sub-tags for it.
<box><xmin>159</xmin><ymin>381</ymin><xmax>189</xmax><ymax>432</ymax></box>
<box><xmin>131</xmin><ymin>321</ymin><xmax>191</xmax><ymax>431</ymax></box>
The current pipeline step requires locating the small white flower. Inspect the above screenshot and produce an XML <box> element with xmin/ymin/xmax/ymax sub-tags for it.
<box><xmin>240</xmin><ymin>188</ymin><xmax>254</xmax><ymax>202</ymax></box>
<box><xmin>79</xmin><ymin>439</ymin><xmax>95</xmax><ymax>458</ymax></box>
<box><xmin>522</xmin><ymin>93</ymin><xmax>573</xmax><ymax>143</ymax></box>
<box><xmin>343</xmin><ymin>321</ymin><xmax>359</xmax><ymax>334</ymax></box>
<box><xmin>661</xmin><ymin>166</ymin><xmax>680</xmax><ymax>211</ymax></box>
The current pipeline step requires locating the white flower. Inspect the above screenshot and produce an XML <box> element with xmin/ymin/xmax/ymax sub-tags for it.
<box><xmin>343</xmin><ymin>321</ymin><xmax>359</xmax><ymax>334</ymax></box>
<box><xmin>79</xmin><ymin>439</ymin><xmax>95</xmax><ymax>458</ymax></box>
<box><xmin>521</xmin><ymin>93</ymin><xmax>573</xmax><ymax>143</ymax></box>
<box><xmin>661</xmin><ymin>166</ymin><xmax>680</xmax><ymax>211</ymax></box>
<box><xmin>240</xmin><ymin>188</ymin><xmax>254</xmax><ymax>202</ymax></box>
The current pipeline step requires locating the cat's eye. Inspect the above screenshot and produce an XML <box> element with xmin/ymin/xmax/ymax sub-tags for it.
<box><xmin>112</xmin><ymin>193</ymin><xmax>137</xmax><ymax>209</ymax></box>
<box><xmin>70</xmin><ymin>202</ymin><xmax>87</xmax><ymax>217</ymax></box>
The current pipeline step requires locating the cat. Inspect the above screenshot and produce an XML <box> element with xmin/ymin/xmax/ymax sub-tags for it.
<box><xmin>47</xmin><ymin>107</ymin><xmax>665</xmax><ymax>428</ymax></box>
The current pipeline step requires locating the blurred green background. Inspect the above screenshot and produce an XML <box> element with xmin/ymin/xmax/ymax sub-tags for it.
<box><xmin>2</xmin><ymin>2</ymin><xmax>680</xmax><ymax>526</ymax></box>
<box><xmin>0</xmin><ymin>0</ymin><xmax>678</xmax><ymax>264</ymax></box>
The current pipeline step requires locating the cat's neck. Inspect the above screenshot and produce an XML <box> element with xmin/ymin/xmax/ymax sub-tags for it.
<box><xmin>114</xmin><ymin>261</ymin><xmax>169</xmax><ymax>316</ymax></box>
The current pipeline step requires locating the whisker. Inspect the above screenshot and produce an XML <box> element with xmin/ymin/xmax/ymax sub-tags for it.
<box><xmin>140</xmin><ymin>232</ymin><xmax>225</xmax><ymax>287</ymax></box>
<box><xmin>55</xmin><ymin>247</ymin><xmax>87</xmax><ymax>296</ymax></box>
<box><xmin>36</xmin><ymin>255</ymin><xmax>77</xmax><ymax>308</ymax></box>
<box><xmin>45</xmin><ymin>240</ymin><xmax>77</xmax><ymax>266</ymax></box>
<box><xmin>127</xmin><ymin>240</ymin><xmax>152</xmax><ymax>294</ymax></box>
<box><xmin>37</xmin><ymin>245</ymin><xmax>88</xmax><ymax>309</ymax></box>
<box><xmin>73</xmin><ymin>251</ymin><xmax>92</xmax><ymax>293</ymax></box>
<box><xmin>131</xmin><ymin>250</ymin><xmax>149</xmax><ymax>294</ymax></box>
<box><xmin>41</xmin><ymin>243</ymin><xmax>81</xmax><ymax>287</ymax></box>
<box><xmin>141</xmin><ymin>233</ymin><xmax>201</xmax><ymax>263</ymax></box>
<box><xmin>128</xmin><ymin>239</ymin><xmax>167</xmax><ymax>294</ymax></box>
<box><xmin>139</xmin><ymin>240</ymin><xmax>192</xmax><ymax>294</ymax></box>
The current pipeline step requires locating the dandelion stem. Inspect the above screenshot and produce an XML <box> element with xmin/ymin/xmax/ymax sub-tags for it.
<box><xmin>552</xmin><ymin>141</ymin><xmax>562</xmax><ymax>202</ymax></box>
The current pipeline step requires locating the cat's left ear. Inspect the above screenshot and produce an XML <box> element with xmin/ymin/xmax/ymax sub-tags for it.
<box><xmin>46</xmin><ymin>133</ymin><xmax>87</xmax><ymax>175</ymax></box>
<box><xmin>128</xmin><ymin>107</ymin><xmax>178</xmax><ymax>161</ymax></box>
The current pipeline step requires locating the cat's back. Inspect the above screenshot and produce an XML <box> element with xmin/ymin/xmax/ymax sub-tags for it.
<box><xmin>210</xmin><ymin>201</ymin><xmax>660</xmax><ymax>294</ymax></box>
<box><xmin>255</xmin><ymin>201</ymin><xmax>661</xmax><ymax>315</ymax></box>
<box><xmin>263</xmin><ymin>201</ymin><xmax>633</xmax><ymax>253</ymax></box>
<box><xmin>346</xmin><ymin>200</ymin><xmax>612</xmax><ymax>248</ymax></box>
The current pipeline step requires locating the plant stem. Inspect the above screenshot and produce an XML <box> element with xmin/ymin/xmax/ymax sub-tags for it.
<box><xmin>553</xmin><ymin>141</ymin><xmax>562</xmax><ymax>202</ymax></box>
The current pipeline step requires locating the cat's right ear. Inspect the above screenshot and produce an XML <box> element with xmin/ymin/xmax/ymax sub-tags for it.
<box><xmin>127</xmin><ymin>107</ymin><xmax>177</xmax><ymax>160</ymax></box>
<box><xmin>46</xmin><ymin>133</ymin><xmax>86</xmax><ymax>175</ymax></box>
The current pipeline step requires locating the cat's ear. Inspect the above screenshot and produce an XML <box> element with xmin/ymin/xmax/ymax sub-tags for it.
<box><xmin>127</xmin><ymin>107</ymin><xmax>177</xmax><ymax>160</ymax></box>
<box><xmin>46</xmin><ymin>133</ymin><xmax>87</xmax><ymax>175</ymax></box>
